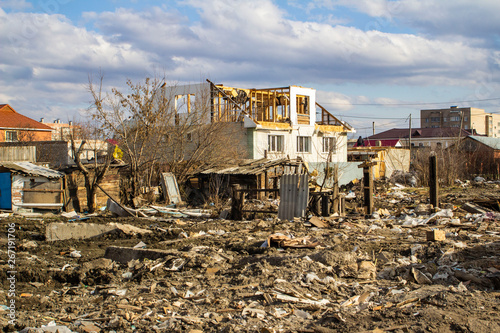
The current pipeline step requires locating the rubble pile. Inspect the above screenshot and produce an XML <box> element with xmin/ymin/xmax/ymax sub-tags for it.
<box><xmin>1</xmin><ymin>184</ymin><xmax>500</xmax><ymax>332</ymax></box>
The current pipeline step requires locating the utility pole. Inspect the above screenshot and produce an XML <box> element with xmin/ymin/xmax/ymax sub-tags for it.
<box><xmin>409</xmin><ymin>114</ymin><xmax>412</xmax><ymax>154</ymax></box>
<box><xmin>458</xmin><ymin>110</ymin><xmax>464</xmax><ymax>147</ymax></box>
<box><xmin>372</xmin><ymin>122</ymin><xmax>375</xmax><ymax>136</ymax></box>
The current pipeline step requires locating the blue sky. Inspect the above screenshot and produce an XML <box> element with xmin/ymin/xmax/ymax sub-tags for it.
<box><xmin>1</xmin><ymin>0</ymin><xmax>500</xmax><ymax>137</ymax></box>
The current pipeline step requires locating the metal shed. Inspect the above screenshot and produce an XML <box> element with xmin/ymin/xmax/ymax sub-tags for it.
<box><xmin>0</xmin><ymin>162</ymin><xmax>65</xmax><ymax>211</ymax></box>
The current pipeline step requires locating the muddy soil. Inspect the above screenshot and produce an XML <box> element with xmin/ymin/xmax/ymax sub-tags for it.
<box><xmin>0</xmin><ymin>183</ymin><xmax>499</xmax><ymax>332</ymax></box>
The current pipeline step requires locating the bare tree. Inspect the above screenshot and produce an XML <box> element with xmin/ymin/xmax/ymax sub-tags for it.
<box><xmin>87</xmin><ymin>73</ymin><xmax>245</xmax><ymax>205</ymax></box>
<box><xmin>87</xmin><ymin>73</ymin><xmax>174</xmax><ymax>204</ymax></box>
<box><xmin>69</xmin><ymin>121</ymin><xmax>113</xmax><ymax>213</ymax></box>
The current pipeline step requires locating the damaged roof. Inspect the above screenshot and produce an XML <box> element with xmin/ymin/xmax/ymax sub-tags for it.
<box><xmin>198</xmin><ymin>158</ymin><xmax>306</xmax><ymax>175</ymax></box>
<box><xmin>0</xmin><ymin>161</ymin><xmax>64</xmax><ymax>179</ymax></box>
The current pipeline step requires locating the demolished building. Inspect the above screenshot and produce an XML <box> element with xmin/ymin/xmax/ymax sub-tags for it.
<box><xmin>167</xmin><ymin>81</ymin><xmax>354</xmax><ymax>164</ymax></box>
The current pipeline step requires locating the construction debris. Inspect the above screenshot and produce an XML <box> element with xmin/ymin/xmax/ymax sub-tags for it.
<box><xmin>1</xmin><ymin>182</ymin><xmax>500</xmax><ymax>332</ymax></box>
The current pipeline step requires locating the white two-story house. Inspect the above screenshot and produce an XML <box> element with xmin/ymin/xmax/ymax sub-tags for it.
<box><xmin>167</xmin><ymin>81</ymin><xmax>354</xmax><ymax>164</ymax></box>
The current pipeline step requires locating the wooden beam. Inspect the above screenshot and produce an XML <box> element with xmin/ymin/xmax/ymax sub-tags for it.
<box><xmin>429</xmin><ymin>155</ymin><xmax>439</xmax><ymax>208</ymax></box>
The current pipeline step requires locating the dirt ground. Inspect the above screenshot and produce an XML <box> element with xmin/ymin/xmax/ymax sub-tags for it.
<box><xmin>0</xmin><ymin>181</ymin><xmax>499</xmax><ymax>332</ymax></box>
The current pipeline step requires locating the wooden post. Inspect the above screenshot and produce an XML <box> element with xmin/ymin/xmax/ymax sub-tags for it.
<box><xmin>429</xmin><ymin>155</ymin><xmax>439</xmax><ymax>208</ymax></box>
<box><xmin>273</xmin><ymin>177</ymin><xmax>278</xmax><ymax>199</ymax></box>
<box><xmin>264</xmin><ymin>171</ymin><xmax>269</xmax><ymax>200</ymax></box>
<box><xmin>359</xmin><ymin>162</ymin><xmax>375</xmax><ymax>215</ymax></box>
<box><xmin>333</xmin><ymin>165</ymin><xmax>339</xmax><ymax>214</ymax></box>
<box><xmin>230</xmin><ymin>185</ymin><xmax>244</xmax><ymax>220</ymax></box>
<box><xmin>340</xmin><ymin>196</ymin><xmax>345</xmax><ymax>216</ymax></box>
<box><xmin>321</xmin><ymin>193</ymin><xmax>330</xmax><ymax>217</ymax></box>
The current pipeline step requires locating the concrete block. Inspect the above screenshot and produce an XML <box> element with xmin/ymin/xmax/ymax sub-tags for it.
<box><xmin>46</xmin><ymin>222</ymin><xmax>152</xmax><ymax>241</ymax></box>
<box><xmin>426</xmin><ymin>229</ymin><xmax>446</xmax><ymax>242</ymax></box>
<box><xmin>46</xmin><ymin>223</ymin><xmax>117</xmax><ymax>241</ymax></box>
<box><xmin>104</xmin><ymin>246</ymin><xmax>172</xmax><ymax>264</ymax></box>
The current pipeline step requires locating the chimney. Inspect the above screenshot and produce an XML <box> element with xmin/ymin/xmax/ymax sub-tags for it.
<box><xmin>40</xmin><ymin>118</ymin><xmax>44</xmax><ymax>123</ymax></box>
<box><xmin>69</xmin><ymin>121</ymin><xmax>73</xmax><ymax>126</ymax></box>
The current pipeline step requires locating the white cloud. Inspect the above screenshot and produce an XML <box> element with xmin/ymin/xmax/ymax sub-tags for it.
<box><xmin>327</xmin><ymin>0</ymin><xmax>500</xmax><ymax>41</ymax></box>
<box><xmin>0</xmin><ymin>0</ymin><xmax>499</xmax><ymax>120</ymax></box>
<box><xmin>83</xmin><ymin>1</ymin><xmax>492</xmax><ymax>85</ymax></box>
<box><xmin>0</xmin><ymin>0</ymin><xmax>32</xmax><ymax>11</ymax></box>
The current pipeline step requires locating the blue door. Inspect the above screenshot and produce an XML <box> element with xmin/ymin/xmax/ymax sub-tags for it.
<box><xmin>0</xmin><ymin>172</ymin><xmax>12</xmax><ymax>210</ymax></box>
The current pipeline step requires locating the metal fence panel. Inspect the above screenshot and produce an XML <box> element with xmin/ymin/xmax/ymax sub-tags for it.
<box><xmin>278</xmin><ymin>173</ymin><xmax>308</xmax><ymax>220</ymax></box>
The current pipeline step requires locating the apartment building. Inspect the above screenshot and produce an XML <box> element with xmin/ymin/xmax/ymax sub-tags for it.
<box><xmin>420</xmin><ymin>106</ymin><xmax>500</xmax><ymax>137</ymax></box>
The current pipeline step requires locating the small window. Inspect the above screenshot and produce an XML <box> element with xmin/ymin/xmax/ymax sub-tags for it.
<box><xmin>436</xmin><ymin>142</ymin><xmax>442</xmax><ymax>148</ymax></box>
<box><xmin>322</xmin><ymin>137</ymin><xmax>337</xmax><ymax>153</ymax></box>
<box><xmin>296</xmin><ymin>95</ymin><xmax>309</xmax><ymax>115</ymax></box>
<box><xmin>5</xmin><ymin>131</ymin><xmax>18</xmax><ymax>142</ymax></box>
<box><xmin>430</xmin><ymin>117</ymin><xmax>440</xmax><ymax>122</ymax></box>
<box><xmin>268</xmin><ymin>135</ymin><xmax>284</xmax><ymax>152</ymax></box>
<box><xmin>419</xmin><ymin>143</ymin><xmax>424</xmax><ymax>147</ymax></box>
<box><xmin>297</xmin><ymin>136</ymin><xmax>311</xmax><ymax>153</ymax></box>
<box><xmin>450</xmin><ymin>116</ymin><xmax>460</xmax><ymax>121</ymax></box>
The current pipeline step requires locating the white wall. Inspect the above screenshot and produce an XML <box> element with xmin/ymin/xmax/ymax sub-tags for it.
<box><xmin>289</xmin><ymin>86</ymin><xmax>316</xmax><ymax>126</ymax></box>
<box><xmin>251</xmin><ymin>126</ymin><xmax>348</xmax><ymax>163</ymax></box>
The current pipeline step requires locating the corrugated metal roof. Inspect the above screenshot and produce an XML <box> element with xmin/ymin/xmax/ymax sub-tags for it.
<box><xmin>0</xmin><ymin>161</ymin><xmax>64</xmax><ymax>179</ymax></box>
<box><xmin>468</xmin><ymin>135</ymin><xmax>500</xmax><ymax>150</ymax></box>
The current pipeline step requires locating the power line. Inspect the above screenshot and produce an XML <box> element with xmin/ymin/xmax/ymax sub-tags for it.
<box><xmin>337</xmin><ymin>115</ymin><xmax>409</xmax><ymax>119</ymax></box>
<box><xmin>320</xmin><ymin>97</ymin><xmax>500</xmax><ymax>106</ymax></box>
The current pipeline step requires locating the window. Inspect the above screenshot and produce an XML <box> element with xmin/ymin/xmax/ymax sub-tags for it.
<box><xmin>297</xmin><ymin>136</ymin><xmax>311</xmax><ymax>153</ymax></box>
<box><xmin>450</xmin><ymin>116</ymin><xmax>460</xmax><ymax>121</ymax></box>
<box><xmin>296</xmin><ymin>95</ymin><xmax>309</xmax><ymax>115</ymax></box>
<box><xmin>322</xmin><ymin>137</ymin><xmax>337</xmax><ymax>153</ymax></box>
<box><xmin>425</xmin><ymin>119</ymin><xmax>429</xmax><ymax>123</ymax></box>
<box><xmin>430</xmin><ymin>117</ymin><xmax>440</xmax><ymax>122</ymax></box>
<box><xmin>268</xmin><ymin>135</ymin><xmax>284</xmax><ymax>152</ymax></box>
<box><xmin>5</xmin><ymin>131</ymin><xmax>18</xmax><ymax>142</ymax></box>
<box><xmin>175</xmin><ymin>94</ymin><xmax>195</xmax><ymax>114</ymax></box>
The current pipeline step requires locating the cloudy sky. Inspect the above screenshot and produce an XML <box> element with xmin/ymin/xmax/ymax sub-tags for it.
<box><xmin>1</xmin><ymin>0</ymin><xmax>500</xmax><ymax>137</ymax></box>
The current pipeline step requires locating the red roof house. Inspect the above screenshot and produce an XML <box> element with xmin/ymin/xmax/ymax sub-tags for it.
<box><xmin>354</xmin><ymin>139</ymin><xmax>403</xmax><ymax>147</ymax></box>
<box><xmin>0</xmin><ymin>104</ymin><xmax>53</xmax><ymax>142</ymax></box>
